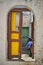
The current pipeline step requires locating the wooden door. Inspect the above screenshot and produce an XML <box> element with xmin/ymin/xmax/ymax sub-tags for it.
<box><xmin>7</xmin><ymin>11</ymin><xmax>22</xmax><ymax>59</ymax></box>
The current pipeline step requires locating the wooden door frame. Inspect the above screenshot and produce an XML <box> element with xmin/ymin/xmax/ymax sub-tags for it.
<box><xmin>7</xmin><ymin>8</ymin><xmax>34</xmax><ymax>59</ymax></box>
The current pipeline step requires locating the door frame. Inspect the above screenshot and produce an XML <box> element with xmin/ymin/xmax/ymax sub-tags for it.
<box><xmin>7</xmin><ymin>8</ymin><xmax>34</xmax><ymax>59</ymax></box>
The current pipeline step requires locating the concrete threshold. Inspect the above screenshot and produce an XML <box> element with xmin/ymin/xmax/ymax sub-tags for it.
<box><xmin>12</xmin><ymin>54</ymin><xmax>35</xmax><ymax>61</ymax></box>
<box><xmin>21</xmin><ymin>54</ymin><xmax>35</xmax><ymax>61</ymax></box>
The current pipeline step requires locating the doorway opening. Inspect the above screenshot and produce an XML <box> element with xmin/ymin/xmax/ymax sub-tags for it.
<box><xmin>7</xmin><ymin>6</ymin><xmax>34</xmax><ymax>61</ymax></box>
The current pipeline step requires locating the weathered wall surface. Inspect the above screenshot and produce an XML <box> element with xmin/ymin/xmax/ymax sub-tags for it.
<box><xmin>0</xmin><ymin>0</ymin><xmax>43</xmax><ymax>65</ymax></box>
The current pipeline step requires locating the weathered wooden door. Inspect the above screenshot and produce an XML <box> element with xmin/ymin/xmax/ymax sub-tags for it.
<box><xmin>7</xmin><ymin>11</ymin><xmax>22</xmax><ymax>59</ymax></box>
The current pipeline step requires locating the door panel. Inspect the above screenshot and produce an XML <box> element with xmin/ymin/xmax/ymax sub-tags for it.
<box><xmin>12</xmin><ymin>12</ymin><xmax>16</xmax><ymax>31</ymax></box>
<box><xmin>12</xmin><ymin>12</ymin><xmax>20</xmax><ymax>32</ymax></box>
<box><xmin>11</xmin><ymin>33</ymin><xmax>19</xmax><ymax>39</ymax></box>
<box><xmin>11</xmin><ymin>42</ymin><xmax>19</xmax><ymax>55</ymax></box>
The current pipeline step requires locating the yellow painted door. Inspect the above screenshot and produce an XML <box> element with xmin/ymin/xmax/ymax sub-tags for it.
<box><xmin>11</xmin><ymin>12</ymin><xmax>21</xmax><ymax>58</ymax></box>
<box><xmin>8</xmin><ymin>12</ymin><xmax>21</xmax><ymax>59</ymax></box>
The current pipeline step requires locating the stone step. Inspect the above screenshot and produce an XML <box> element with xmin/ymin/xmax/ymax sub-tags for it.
<box><xmin>21</xmin><ymin>54</ymin><xmax>35</xmax><ymax>61</ymax></box>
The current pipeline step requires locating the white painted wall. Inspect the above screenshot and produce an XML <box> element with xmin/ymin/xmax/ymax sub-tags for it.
<box><xmin>0</xmin><ymin>0</ymin><xmax>43</xmax><ymax>65</ymax></box>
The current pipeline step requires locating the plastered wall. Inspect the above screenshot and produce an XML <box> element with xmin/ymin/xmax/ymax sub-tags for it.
<box><xmin>0</xmin><ymin>0</ymin><xmax>43</xmax><ymax>65</ymax></box>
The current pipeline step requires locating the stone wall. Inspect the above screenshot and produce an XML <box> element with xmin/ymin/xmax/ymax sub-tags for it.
<box><xmin>0</xmin><ymin>0</ymin><xmax>43</xmax><ymax>65</ymax></box>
